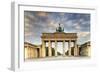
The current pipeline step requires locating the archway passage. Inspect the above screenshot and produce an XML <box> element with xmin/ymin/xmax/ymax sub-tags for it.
<box><xmin>57</xmin><ymin>42</ymin><xmax>63</xmax><ymax>56</ymax></box>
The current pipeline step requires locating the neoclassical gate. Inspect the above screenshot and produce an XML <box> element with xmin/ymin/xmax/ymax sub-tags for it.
<box><xmin>40</xmin><ymin>24</ymin><xmax>79</xmax><ymax>57</ymax></box>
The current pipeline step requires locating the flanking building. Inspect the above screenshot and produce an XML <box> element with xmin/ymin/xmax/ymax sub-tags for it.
<box><xmin>79</xmin><ymin>41</ymin><xmax>91</xmax><ymax>56</ymax></box>
<box><xmin>24</xmin><ymin>42</ymin><xmax>41</xmax><ymax>60</ymax></box>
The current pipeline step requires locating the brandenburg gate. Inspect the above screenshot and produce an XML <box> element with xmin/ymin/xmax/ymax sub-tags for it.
<box><xmin>40</xmin><ymin>24</ymin><xmax>78</xmax><ymax>58</ymax></box>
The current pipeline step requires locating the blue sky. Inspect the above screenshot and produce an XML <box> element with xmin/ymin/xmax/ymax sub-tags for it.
<box><xmin>24</xmin><ymin>11</ymin><xmax>90</xmax><ymax>45</ymax></box>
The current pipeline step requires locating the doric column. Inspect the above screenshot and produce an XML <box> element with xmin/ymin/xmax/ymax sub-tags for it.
<box><xmin>68</xmin><ymin>40</ymin><xmax>71</xmax><ymax>56</ymax></box>
<box><xmin>41</xmin><ymin>40</ymin><xmax>46</xmax><ymax>57</ymax></box>
<box><xmin>48</xmin><ymin>40</ymin><xmax>52</xmax><ymax>57</ymax></box>
<box><xmin>55</xmin><ymin>40</ymin><xmax>57</xmax><ymax>56</ymax></box>
<box><xmin>74</xmin><ymin>40</ymin><xmax>77</xmax><ymax>56</ymax></box>
<box><xmin>63</xmin><ymin>40</ymin><xmax>65</xmax><ymax>56</ymax></box>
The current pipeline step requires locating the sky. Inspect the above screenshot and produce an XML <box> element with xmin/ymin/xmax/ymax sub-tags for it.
<box><xmin>24</xmin><ymin>11</ymin><xmax>90</xmax><ymax>45</ymax></box>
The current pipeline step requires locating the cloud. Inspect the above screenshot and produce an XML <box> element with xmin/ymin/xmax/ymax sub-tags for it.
<box><xmin>77</xmin><ymin>32</ymin><xmax>90</xmax><ymax>44</ymax></box>
<box><xmin>25</xmin><ymin>32</ymin><xmax>32</xmax><ymax>36</ymax></box>
<box><xmin>24</xmin><ymin>11</ymin><xmax>36</xmax><ymax>21</ymax></box>
<box><xmin>36</xmin><ymin>12</ymin><xmax>48</xmax><ymax>17</ymax></box>
<box><xmin>78</xmin><ymin>32</ymin><xmax>90</xmax><ymax>38</ymax></box>
<box><xmin>74</xmin><ymin>23</ymin><xmax>81</xmax><ymax>30</ymax></box>
<box><xmin>47</xmin><ymin>20</ymin><xmax>58</xmax><ymax>28</ymax></box>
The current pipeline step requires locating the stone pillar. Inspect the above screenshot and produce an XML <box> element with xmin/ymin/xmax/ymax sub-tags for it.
<box><xmin>55</xmin><ymin>40</ymin><xmax>57</xmax><ymax>56</ymax></box>
<box><xmin>68</xmin><ymin>40</ymin><xmax>71</xmax><ymax>56</ymax></box>
<box><xmin>48</xmin><ymin>40</ymin><xmax>52</xmax><ymax>57</ymax></box>
<box><xmin>41</xmin><ymin>40</ymin><xmax>46</xmax><ymax>57</ymax></box>
<box><xmin>74</xmin><ymin>40</ymin><xmax>78</xmax><ymax>56</ymax></box>
<box><xmin>63</xmin><ymin>40</ymin><xmax>65</xmax><ymax>56</ymax></box>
